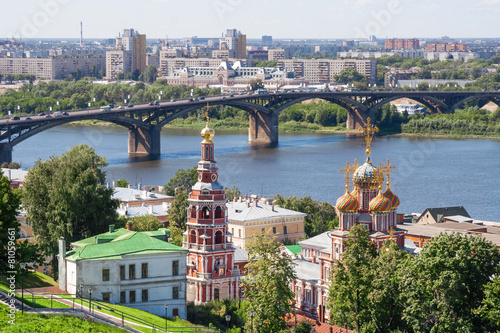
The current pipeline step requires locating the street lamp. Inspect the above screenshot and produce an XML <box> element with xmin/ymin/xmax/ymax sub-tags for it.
<box><xmin>249</xmin><ymin>310</ymin><xmax>255</xmax><ymax>333</ymax></box>
<box><xmin>225</xmin><ymin>314</ymin><xmax>231</xmax><ymax>331</ymax></box>
<box><xmin>20</xmin><ymin>263</ymin><xmax>26</xmax><ymax>314</ymax></box>
<box><xmin>88</xmin><ymin>288</ymin><xmax>92</xmax><ymax>313</ymax></box>
<box><xmin>165</xmin><ymin>304</ymin><xmax>168</xmax><ymax>331</ymax></box>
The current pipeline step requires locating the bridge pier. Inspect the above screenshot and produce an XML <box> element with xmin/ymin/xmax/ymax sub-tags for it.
<box><xmin>0</xmin><ymin>144</ymin><xmax>12</xmax><ymax>165</ymax></box>
<box><xmin>346</xmin><ymin>109</ymin><xmax>368</xmax><ymax>130</ymax></box>
<box><xmin>248</xmin><ymin>111</ymin><xmax>278</xmax><ymax>145</ymax></box>
<box><xmin>128</xmin><ymin>125</ymin><xmax>161</xmax><ymax>157</ymax></box>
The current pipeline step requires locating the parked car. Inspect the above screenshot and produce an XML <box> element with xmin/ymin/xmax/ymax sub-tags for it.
<box><xmin>108</xmin><ymin>103</ymin><xmax>114</xmax><ymax>108</ymax></box>
<box><xmin>38</xmin><ymin>112</ymin><xmax>46</xmax><ymax>116</ymax></box>
<box><xmin>62</xmin><ymin>112</ymin><xmax>69</xmax><ymax>116</ymax></box>
<box><xmin>229</xmin><ymin>94</ymin><xmax>234</xmax><ymax>97</ymax></box>
<box><xmin>10</xmin><ymin>116</ymin><xmax>20</xmax><ymax>120</ymax></box>
<box><xmin>25</xmin><ymin>117</ymin><xmax>32</xmax><ymax>120</ymax></box>
<box><xmin>154</xmin><ymin>100</ymin><xmax>159</xmax><ymax>105</ymax></box>
<box><xmin>53</xmin><ymin>112</ymin><xmax>63</xmax><ymax>117</ymax></box>
<box><xmin>128</xmin><ymin>104</ymin><xmax>134</xmax><ymax>108</ymax></box>
<box><xmin>199</xmin><ymin>96</ymin><xmax>205</xmax><ymax>100</ymax></box>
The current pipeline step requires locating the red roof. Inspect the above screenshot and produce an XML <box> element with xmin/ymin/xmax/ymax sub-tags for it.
<box><xmin>286</xmin><ymin>314</ymin><xmax>355</xmax><ymax>333</ymax></box>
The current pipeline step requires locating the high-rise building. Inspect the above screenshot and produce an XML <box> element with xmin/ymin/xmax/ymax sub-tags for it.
<box><xmin>262</xmin><ymin>35</ymin><xmax>273</xmax><ymax>46</ymax></box>
<box><xmin>219</xmin><ymin>29</ymin><xmax>246</xmax><ymax>59</ymax></box>
<box><xmin>183</xmin><ymin>118</ymin><xmax>240</xmax><ymax>304</ymax></box>
<box><xmin>107</xmin><ymin>28</ymin><xmax>146</xmax><ymax>78</ymax></box>
<box><xmin>384</xmin><ymin>39</ymin><xmax>420</xmax><ymax>50</ymax></box>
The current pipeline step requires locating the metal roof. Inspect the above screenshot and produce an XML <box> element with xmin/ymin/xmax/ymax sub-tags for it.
<box><xmin>227</xmin><ymin>200</ymin><xmax>306</xmax><ymax>222</ymax></box>
<box><xmin>298</xmin><ymin>231</ymin><xmax>331</xmax><ymax>249</ymax></box>
<box><xmin>293</xmin><ymin>259</ymin><xmax>320</xmax><ymax>282</ymax></box>
<box><xmin>112</xmin><ymin>187</ymin><xmax>172</xmax><ymax>202</ymax></box>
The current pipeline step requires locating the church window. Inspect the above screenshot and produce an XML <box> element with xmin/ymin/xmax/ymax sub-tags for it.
<box><xmin>215</xmin><ymin>206</ymin><xmax>223</xmax><ymax>218</ymax></box>
<box><xmin>172</xmin><ymin>260</ymin><xmax>179</xmax><ymax>276</ymax></box>
<box><xmin>215</xmin><ymin>231</ymin><xmax>223</xmax><ymax>244</ymax></box>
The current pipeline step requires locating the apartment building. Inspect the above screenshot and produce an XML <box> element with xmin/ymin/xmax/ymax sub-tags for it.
<box><xmin>106</xmin><ymin>28</ymin><xmax>146</xmax><ymax>78</ymax></box>
<box><xmin>384</xmin><ymin>38</ymin><xmax>420</xmax><ymax>50</ymax></box>
<box><xmin>105</xmin><ymin>50</ymin><xmax>132</xmax><ymax>79</ymax></box>
<box><xmin>268</xmin><ymin>48</ymin><xmax>290</xmax><ymax>61</ymax></box>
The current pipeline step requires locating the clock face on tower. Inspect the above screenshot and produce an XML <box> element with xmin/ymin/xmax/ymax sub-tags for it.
<box><xmin>211</xmin><ymin>174</ymin><xmax>217</xmax><ymax>182</ymax></box>
<box><xmin>198</xmin><ymin>174</ymin><xmax>203</xmax><ymax>181</ymax></box>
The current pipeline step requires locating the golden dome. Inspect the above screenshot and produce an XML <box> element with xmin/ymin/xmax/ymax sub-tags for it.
<box><xmin>201</xmin><ymin>124</ymin><xmax>215</xmax><ymax>143</ymax></box>
<box><xmin>353</xmin><ymin>158</ymin><xmax>382</xmax><ymax>190</ymax></box>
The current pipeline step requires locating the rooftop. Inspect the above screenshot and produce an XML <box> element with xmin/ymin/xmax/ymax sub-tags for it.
<box><xmin>66</xmin><ymin>228</ymin><xmax>186</xmax><ymax>261</ymax></box>
<box><xmin>294</xmin><ymin>259</ymin><xmax>320</xmax><ymax>282</ymax></box>
<box><xmin>112</xmin><ymin>187</ymin><xmax>172</xmax><ymax>202</ymax></box>
<box><xmin>227</xmin><ymin>199</ymin><xmax>306</xmax><ymax>223</ymax></box>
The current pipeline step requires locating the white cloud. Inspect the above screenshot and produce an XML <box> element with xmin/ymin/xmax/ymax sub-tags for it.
<box><xmin>482</xmin><ymin>0</ymin><xmax>500</xmax><ymax>4</ymax></box>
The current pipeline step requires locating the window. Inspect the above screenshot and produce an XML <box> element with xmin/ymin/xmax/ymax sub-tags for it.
<box><xmin>129</xmin><ymin>264</ymin><xmax>136</xmax><ymax>279</ymax></box>
<box><xmin>141</xmin><ymin>263</ymin><xmax>148</xmax><ymax>278</ymax></box>
<box><xmin>173</xmin><ymin>308</ymin><xmax>179</xmax><ymax>317</ymax></box>
<box><xmin>102</xmin><ymin>269</ymin><xmax>110</xmax><ymax>281</ymax></box>
<box><xmin>272</xmin><ymin>226</ymin><xmax>276</xmax><ymax>234</ymax></box>
<box><xmin>214</xmin><ymin>288</ymin><xmax>219</xmax><ymax>301</ymax></box>
<box><xmin>173</xmin><ymin>286</ymin><xmax>179</xmax><ymax>299</ymax></box>
<box><xmin>120</xmin><ymin>265</ymin><xmax>125</xmax><ymax>280</ymax></box>
<box><xmin>120</xmin><ymin>291</ymin><xmax>126</xmax><ymax>303</ymax></box>
<box><xmin>129</xmin><ymin>290</ymin><xmax>136</xmax><ymax>303</ymax></box>
<box><xmin>172</xmin><ymin>260</ymin><xmax>179</xmax><ymax>276</ymax></box>
<box><xmin>102</xmin><ymin>292</ymin><xmax>110</xmax><ymax>302</ymax></box>
<box><xmin>283</xmin><ymin>226</ymin><xmax>288</xmax><ymax>234</ymax></box>
<box><xmin>238</xmin><ymin>229</ymin><xmax>241</xmax><ymax>238</ymax></box>
<box><xmin>142</xmin><ymin>289</ymin><xmax>148</xmax><ymax>302</ymax></box>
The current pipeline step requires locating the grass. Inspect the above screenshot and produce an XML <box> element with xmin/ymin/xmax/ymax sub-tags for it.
<box><xmin>0</xmin><ymin>303</ymin><xmax>126</xmax><ymax>333</ymax></box>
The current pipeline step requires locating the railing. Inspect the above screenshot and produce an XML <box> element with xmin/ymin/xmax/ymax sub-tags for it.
<box><xmin>11</xmin><ymin>290</ymin><xmax>221</xmax><ymax>333</ymax></box>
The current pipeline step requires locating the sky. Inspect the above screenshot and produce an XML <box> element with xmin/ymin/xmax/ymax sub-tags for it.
<box><xmin>2</xmin><ymin>0</ymin><xmax>500</xmax><ymax>40</ymax></box>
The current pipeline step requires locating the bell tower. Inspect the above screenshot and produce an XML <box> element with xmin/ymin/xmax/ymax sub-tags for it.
<box><xmin>183</xmin><ymin>107</ymin><xmax>240</xmax><ymax>304</ymax></box>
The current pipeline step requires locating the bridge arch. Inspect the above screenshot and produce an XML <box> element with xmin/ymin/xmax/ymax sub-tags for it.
<box><xmin>450</xmin><ymin>94</ymin><xmax>500</xmax><ymax>112</ymax></box>
<box><xmin>367</xmin><ymin>95</ymin><xmax>449</xmax><ymax>114</ymax></box>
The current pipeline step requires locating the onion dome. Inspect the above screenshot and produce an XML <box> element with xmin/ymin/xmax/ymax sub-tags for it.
<box><xmin>201</xmin><ymin>121</ymin><xmax>215</xmax><ymax>143</ymax></box>
<box><xmin>370</xmin><ymin>187</ymin><xmax>392</xmax><ymax>213</ymax></box>
<box><xmin>350</xmin><ymin>186</ymin><xmax>358</xmax><ymax>199</ymax></box>
<box><xmin>383</xmin><ymin>187</ymin><xmax>400</xmax><ymax>210</ymax></box>
<box><xmin>336</xmin><ymin>185</ymin><xmax>359</xmax><ymax>213</ymax></box>
<box><xmin>353</xmin><ymin>157</ymin><xmax>382</xmax><ymax>189</ymax></box>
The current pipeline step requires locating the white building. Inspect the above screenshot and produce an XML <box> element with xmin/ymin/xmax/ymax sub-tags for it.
<box><xmin>393</xmin><ymin>100</ymin><xmax>425</xmax><ymax>115</ymax></box>
<box><xmin>58</xmin><ymin>226</ymin><xmax>188</xmax><ymax>318</ymax></box>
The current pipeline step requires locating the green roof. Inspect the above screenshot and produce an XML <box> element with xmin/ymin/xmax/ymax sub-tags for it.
<box><xmin>65</xmin><ymin>228</ymin><xmax>186</xmax><ymax>261</ymax></box>
<box><xmin>284</xmin><ymin>245</ymin><xmax>302</xmax><ymax>255</ymax></box>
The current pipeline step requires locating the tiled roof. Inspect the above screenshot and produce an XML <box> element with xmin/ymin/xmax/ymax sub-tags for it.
<box><xmin>286</xmin><ymin>314</ymin><xmax>355</xmax><ymax>333</ymax></box>
<box><xmin>66</xmin><ymin>228</ymin><xmax>186</xmax><ymax>261</ymax></box>
<box><xmin>227</xmin><ymin>200</ymin><xmax>306</xmax><ymax>222</ymax></box>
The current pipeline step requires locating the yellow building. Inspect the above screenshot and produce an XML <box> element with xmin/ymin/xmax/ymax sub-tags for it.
<box><xmin>227</xmin><ymin>197</ymin><xmax>306</xmax><ymax>249</ymax></box>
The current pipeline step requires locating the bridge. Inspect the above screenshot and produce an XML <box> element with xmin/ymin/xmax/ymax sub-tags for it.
<box><xmin>0</xmin><ymin>90</ymin><xmax>499</xmax><ymax>163</ymax></box>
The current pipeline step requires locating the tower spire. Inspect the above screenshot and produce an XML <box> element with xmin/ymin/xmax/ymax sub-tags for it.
<box><xmin>360</xmin><ymin>117</ymin><xmax>379</xmax><ymax>161</ymax></box>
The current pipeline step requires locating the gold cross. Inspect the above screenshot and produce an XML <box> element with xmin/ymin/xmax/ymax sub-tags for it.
<box><xmin>359</xmin><ymin>117</ymin><xmax>379</xmax><ymax>159</ymax></box>
<box><xmin>378</xmin><ymin>158</ymin><xmax>395</xmax><ymax>186</ymax></box>
<box><xmin>340</xmin><ymin>161</ymin><xmax>358</xmax><ymax>190</ymax></box>
<box><xmin>204</xmin><ymin>103</ymin><xmax>211</xmax><ymax>124</ymax></box>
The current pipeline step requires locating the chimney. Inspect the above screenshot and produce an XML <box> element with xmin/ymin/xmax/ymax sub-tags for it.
<box><xmin>138</xmin><ymin>183</ymin><xmax>142</xmax><ymax>190</ymax></box>
<box><xmin>126</xmin><ymin>221</ymin><xmax>133</xmax><ymax>230</ymax></box>
<box><xmin>149</xmin><ymin>205</ymin><xmax>153</xmax><ymax>215</ymax></box>
<box><xmin>58</xmin><ymin>237</ymin><xmax>66</xmax><ymax>258</ymax></box>
<box><xmin>253</xmin><ymin>199</ymin><xmax>258</xmax><ymax>207</ymax></box>
<box><xmin>271</xmin><ymin>204</ymin><xmax>275</xmax><ymax>212</ymax></box>
<box><xmin>109</xmin><ymin>224</ymin><xmax>115</xmax><ymax>233</ymax></box>
<box><xmin>112</xmin><ymin>180</ymin><xmax>116</xmax><ymax>188</ymax></box>
<box><xmin>246</xmin><ymin>200</ymin><xmax>250</xmax><ymax>208</ymax></box>
<box><xmin>8</xmin><ymin>169</ymin><xmax>11</xmax><ymax>180</ymax></box>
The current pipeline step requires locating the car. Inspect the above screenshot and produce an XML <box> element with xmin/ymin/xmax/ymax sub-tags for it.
<box><xmin>221</xmin><ymin>96</ymin><xmax>227</xmax><ymax>99</ymax></box>
<box><xmin>199</xmin><ymin>96</ymin><xmax>205</xmax><ymax>100</ymax></box>
<box><xmin>118</xmin><ymin>106</ymin><xmax>125</xmax><ymax>109</ymax></box>
<box><xmin>108</xmin><ymin>104</ymin><xmax>114</xmax><ymax>108</ymax></box>
<box><xmin>10</xmin><ymin>116</ymin><xmax>20</xmax><ymax>120</ymax></box>
<box><xmin>154</xmin><ymin>100</ymin><xmax>159</xmax><ymax>105</ymax></box>
<box><xmin>38</xmin><ymin>112</ymin><xmax>46</xmax><ymax>116</ymax></box>
<box><xmin>53</xmin><ymin>112</ymin><xmax>63</xmax><ymax>117</ymax></box>
<box><xmin>128</xmin><ymin>104</ymin><xmax>134</xmax><ymax>108</ymax></box>
<box><xmin>148</xmin><ymin>102</ymin><xmax>154</xmax><ymax>106</ymax></box>
<box><xmin>170</xmin><ymin>99</ymin><xmax>177</xmax><ymax>102</ymax></box>
<box><xmin>25</xmin><ymin>117</ymin><xmax>32</xmax><ymax>120</ymax></box>
<box><xmin>62</xmin><ymin>112</ymin><xmax>69</xmax><ymax>116</ymax></box>
<box><xmin>45</xmin><ymin>114</ymin><xmax>52</xmax><ymax>118</ymax></box>
<box><xmin>188</xmin><ymin>99</ymin><xmax>194</xmax><ymax>102</ymax></box>
<box><xmin>229</xmin><ymin>94</ymin><xmax>234</xmax><ymax>97</ymax></box>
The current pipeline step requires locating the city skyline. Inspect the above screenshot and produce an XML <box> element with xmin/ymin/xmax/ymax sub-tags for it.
<box><xmin>2</xmin><ymin>0</ymin><xmax>499</xmax><ymax>40</ymax></box>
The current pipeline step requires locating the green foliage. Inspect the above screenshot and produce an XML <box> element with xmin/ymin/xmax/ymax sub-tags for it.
<box><xmin>402</xmin><ymin>106</ymin><xmax>500</xmax><ymax>136</ymax></box>
<box><xmin>130</xmin><ymin>215</ymin><xmax>163</xmax><ymax>232</ymax></box>
<box><xmin>334</xmin><ymin>68</ymin><xmax>367</xmax><ymax>84</ymax></box>
<box><xmin>0</xmin><ymin>176</ymin><xmax>21</xmax><ymax>274</ymax></box>
<box><xmin>294</xmin><ymin>319</ymin><xmax>314</xmax><ymax>333</ymax></box>
<box><xmin>327</xmin><ymin>224</ymin><xmax>377</xmax><ymax>332</ymax></box>
<box><xmin>250</xmin><ymin>79</ymin><xmax>264</xmax><ymax>91</ymax></box>
<box><xmin>163</xmin><ymin>166</ymin><xmax>198</xmax><ymax>196</ymax></box>
<box><xmin>252</xmin><ymin>60</ymin><xmax>278</xmax><ymax>68</ymax></box>
<box><xmin>168</xmin><ymin>190</ymin><xmax>188</xmax><ymax>246</ymax></box>
<box><xmin>476</xmin><ymin>276</ymin><xmax>500</xmax><ymax>331</ymax></box>
<box><xmin>1</xmin><ymin>161</ymin><xmax>21</xmax><ymax>169</ymax></box>
<box><xmin>22</xmin><ymin>144</ymin><xmax>119</xmax><ymax>276</ymax></box>
<box><xmin>274</xmin><ymin>194</ymin><xmax>337</xmax><ymax>238</ymax></box>
<box><xmin>187</xmin><ymin>299</ymin><xmax>248</xmax><ymax>332</ymax></box>
<box><xmin>115</xmin><ymin>178</ymin><xmax>130</xmax><ymax>188</ymax></box>
<box><xmin>242</xmin><ymin>231</ymin><xmax>297</xmax><ymax>333</ymax></box>
<box><xmin>141</xmin><ymin>65</ymin><xmax>158</xmax><ymax>83</ymax></box>
<box><xmin>224</xmin><ymin>185</ymin><xmax>241</xmax><ymax>202</ymax></box>
<box><xmin>400</xmin><ymin>232</ymin><xmax>500</xmax><ymax>332</ymax></box>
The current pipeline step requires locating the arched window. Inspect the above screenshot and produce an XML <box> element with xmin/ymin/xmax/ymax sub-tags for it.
<box><xmin>190</xmin><ymin>230</ymin><xmax>197</xmax><ymax>244</ymax></box>
<box><xmin>190</xmin><ymin>207</ymin><xmax>196</xmax><ymax>219</ymax></box>
<box><xmin>201</xmin><ymin>207</ymin><xmax>210</xmax><ymax>219</ymax></box>
<box><xmin>215</xmin><ymin>231</ymin><xmax>223</xmax><ymax>244</ymax></box>
<box><xmin>214</xmin><ymin>288</ymin><xmax>220</xmax><ymax>301</ymax></box>
<box><xmin>215</xmin><ymin>206</ymin><xmax>223</xmax><ymax>219</ymax></box>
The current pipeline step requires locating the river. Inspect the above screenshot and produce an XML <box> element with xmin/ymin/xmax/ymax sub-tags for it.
<box><xmin>12</xmin><ymin>125</ymin><xmax>500</xmax><ymax>222</ymax></box>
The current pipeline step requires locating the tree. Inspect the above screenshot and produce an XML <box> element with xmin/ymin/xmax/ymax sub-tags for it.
<box><xmin>130</xmin><ymin>215</ymin><xmax>163</xmax><ymax>231</ymax></box>
<box><xmin>142</xmin><ymin>65</ymin><xmax>157</xmax><ymax>83</ymax></box>
<box><xmin>369</xmin><ymin>238</ymin><xmax>407</xmax><ymax>332</ymax></box>
<box><xmin>163</xmin><ymin>166</ymin><xmax>198</xmax><ymax>196</ymax></box>
<box><xmin>334</xmin><ymin>68</ymin><xmax>367</xmax><ymax>84</ymax></box>
<box><xmin>400</xmin><ymin>233</ymin><xmax>500</xmax><ymax>332</ymax></box>
<box><xmin>250</xmin><ymin>79</ymin><xmax>264</xmax><ymax>91</ymax></box>
<box><xmin>294</xmin><ymin>319</ymin><xmax>314</xmax><ymax>333</ymax></box>
<box><xmin>327</xmin><ymin>224</ymin><xmax>377</xmax><ymax>332</ymax></box>
<box><xmin>167</xmin><ymin>190</ymin><xmax>188</xmax><ymax>246</ymax></box>
<box><xmin>115</xmin><ymin>178</ymin><xmax>130</xmax><ymax>188</ymax></box>
<box><xmin>22</xmin><ymin>144</ymin><xmax>119</xmax><ymax>277</ymax></box>
<box><xmin>0</xmin><ymin>176</ymin><xmax>21</xmax><ymax>274</ymax></box>
<box><xmin>242</xmin><ymin>231</ymin><xmax>297</xmax><ymax>333</ymax></box>
<box><xmin>224</xmin><ymin>185</ymin><xmax>241</xmax><ymax>202</ymax></box>
<box><xmin>476</xmin><ymin>277</ymin><xmax>500</xmax><ymax>332</ymax></box>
